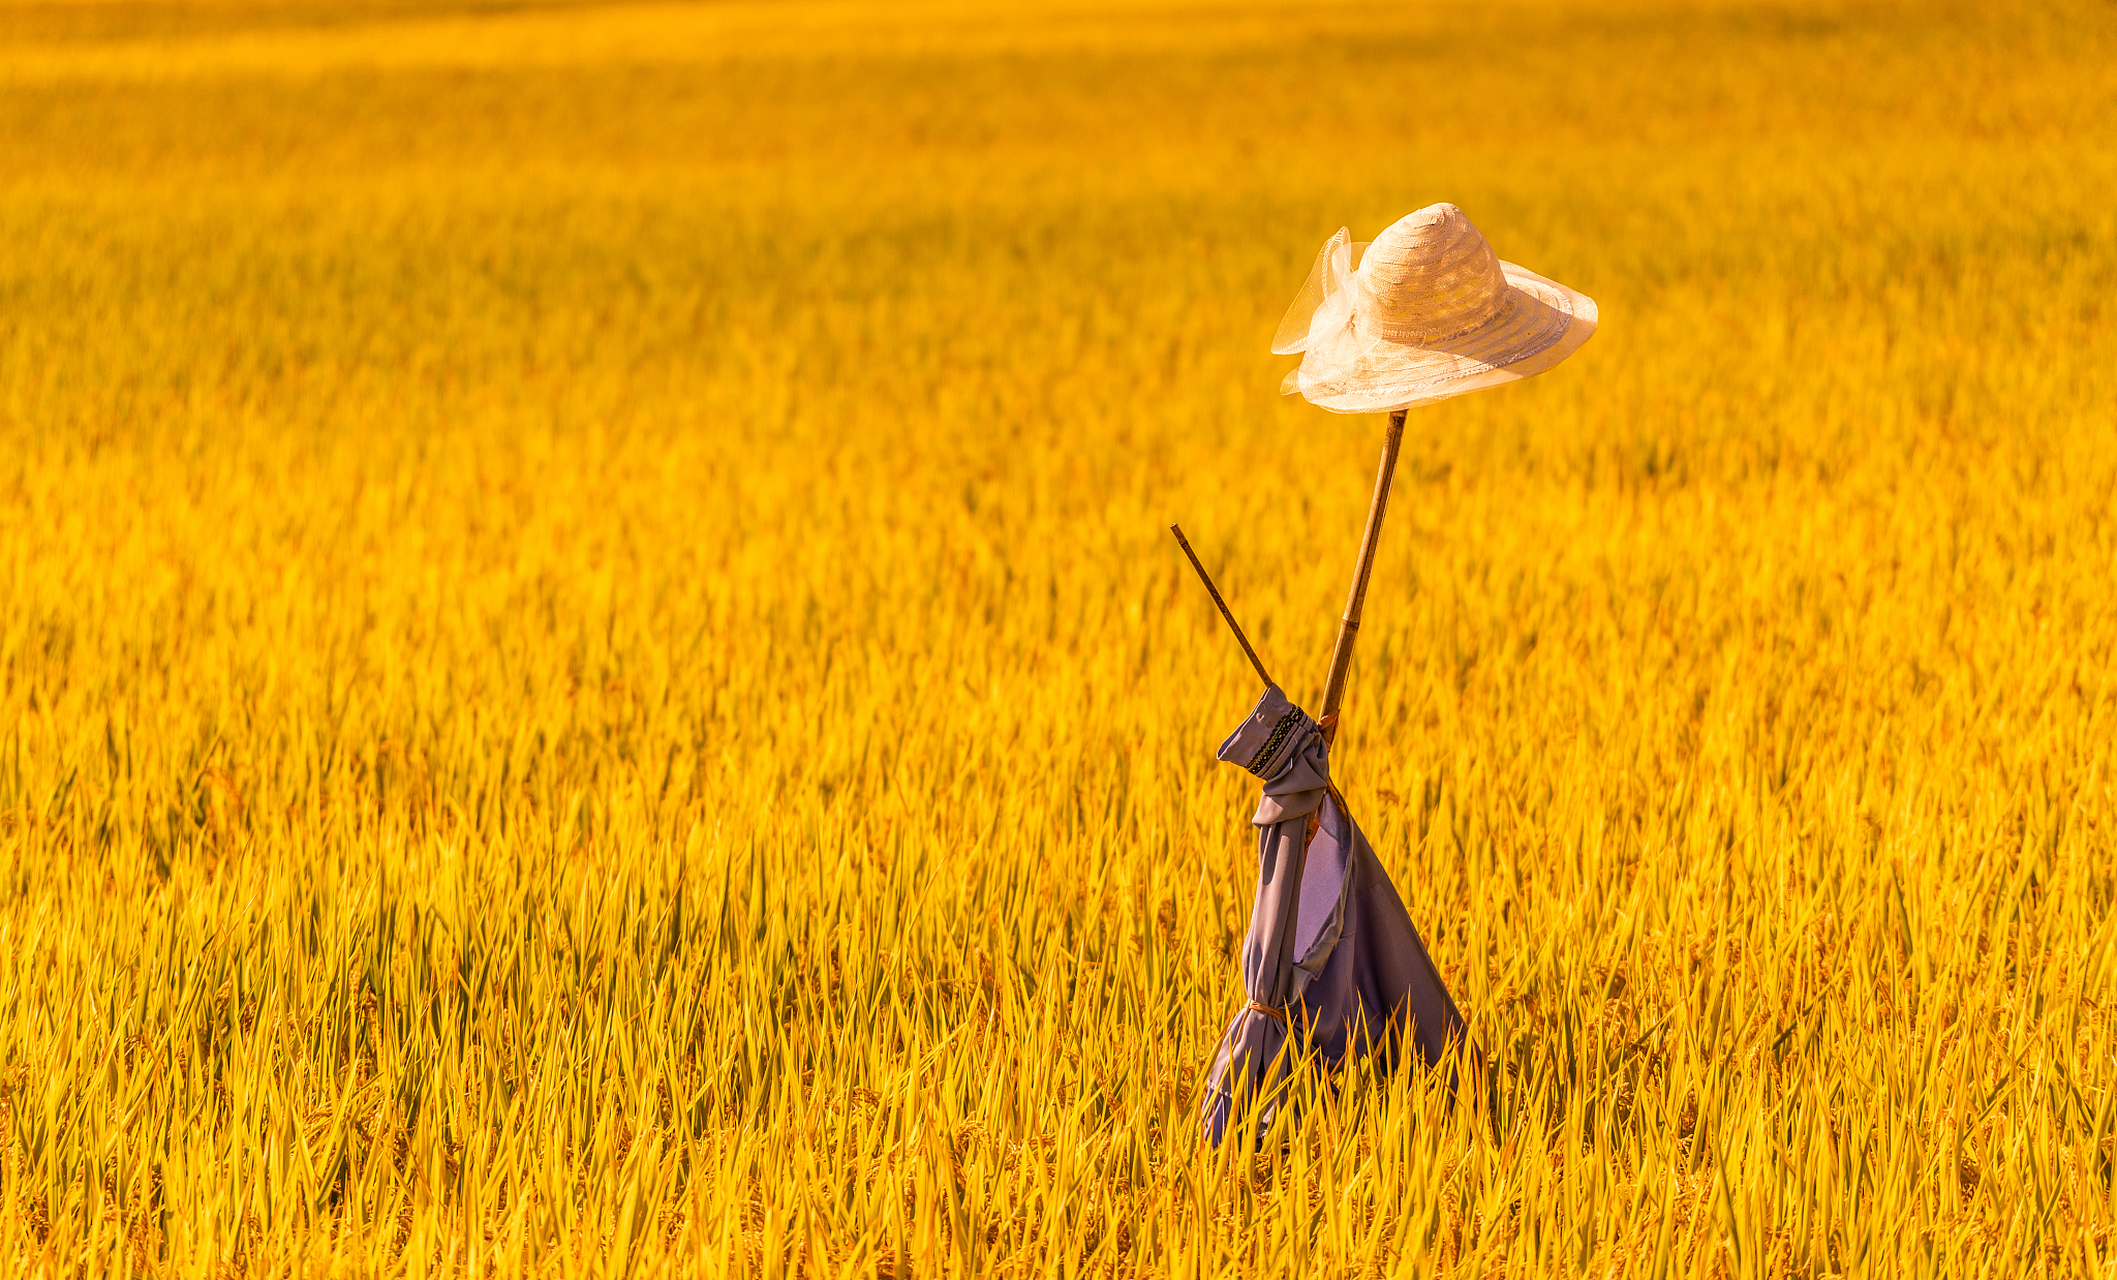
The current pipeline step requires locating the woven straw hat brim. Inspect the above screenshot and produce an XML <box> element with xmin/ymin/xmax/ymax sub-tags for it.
<box><xmin>1284</xmin><ymin>263</ymin><xmax>1598</xmax><ymax>414</ymax></box>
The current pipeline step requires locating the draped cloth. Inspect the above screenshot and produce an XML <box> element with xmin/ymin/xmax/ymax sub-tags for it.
<box><xmin>1200</xmin><ymin>685</ymin><xmax>1469</xmax><ymax>1146</ymax></box>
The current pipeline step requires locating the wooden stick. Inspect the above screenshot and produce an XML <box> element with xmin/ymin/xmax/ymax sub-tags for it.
<box><xmin>1318</xmin><ymin>408</ymin><xmax>1407</xmax><ymax>747</ymax></box>
<box><xmin>1169</xmin><ymin>524</ymin><xmax>1274</xmax><ymax>688</ymax></box>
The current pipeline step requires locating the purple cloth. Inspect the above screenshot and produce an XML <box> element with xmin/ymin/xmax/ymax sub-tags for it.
<box><xmin>1200</xmin><ymin>685</ymin><xmax>1468</xmax><ymax>1145</ymax></box>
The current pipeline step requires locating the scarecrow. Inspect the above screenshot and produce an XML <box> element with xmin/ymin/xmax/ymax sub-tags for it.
<box><xmin>1181</xmin><ymin>203</ymin><xmax>1598</xmax><ymax>1145</ymax></box>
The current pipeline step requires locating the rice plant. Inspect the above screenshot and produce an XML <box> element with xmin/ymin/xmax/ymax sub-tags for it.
<box><xmin>0</xmin><ymin>0</ymin><xmax>2112</xmax><ymax>1274</ymax></box>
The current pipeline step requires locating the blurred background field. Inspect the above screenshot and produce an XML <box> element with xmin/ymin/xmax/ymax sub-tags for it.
<box><xmin>2</xmin><ymin>0</ymin><xmax>2115</xmax><ymax>1274</ymax></box>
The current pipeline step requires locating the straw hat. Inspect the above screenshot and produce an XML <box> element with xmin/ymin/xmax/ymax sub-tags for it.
<box><xmin>1274</xmin><ymin>203</ymin><xmax>1597</xmax><ymax>413</ymax></box>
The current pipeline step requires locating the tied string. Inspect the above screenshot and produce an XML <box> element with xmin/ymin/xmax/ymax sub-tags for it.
<box><xmin>1244</xmin><ymin>1001</ymin><xmax>1288</xmax><ymax>1028</ymax></box>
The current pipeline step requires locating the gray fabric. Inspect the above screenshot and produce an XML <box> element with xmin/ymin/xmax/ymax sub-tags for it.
<box><xmin>1201</xmin><ymin>685</ymin><xmax>1469</xmax><ymax>1146</ymax></box>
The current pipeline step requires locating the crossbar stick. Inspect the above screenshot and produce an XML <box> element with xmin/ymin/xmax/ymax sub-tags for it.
<box><xmin>1170</xmin><ymin>524</ymin><xmax>1275</xmax><ymax>689</ymax></box>
<box><xmin>1318</xmin><ymin>408</ymin><xmax>1407</xmax><ymax>746</ymax></box>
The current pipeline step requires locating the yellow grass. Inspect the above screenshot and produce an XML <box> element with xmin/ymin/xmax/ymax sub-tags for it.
<box><xmin>2</xmin><ymin>0</ymin><xmax>2114</xmax><ymax>1273</ymax></box>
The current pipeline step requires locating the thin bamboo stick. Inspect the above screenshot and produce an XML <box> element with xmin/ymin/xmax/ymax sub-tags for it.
<box><xmin>1318</xmin><ymin>408</ymin><xmax>1407</xmax><ymax>747</ymax></box>
<box><xmin>1170</xmin><ymin>524</ymin><xmax>1274</xmax><ymax>688</ymax></box>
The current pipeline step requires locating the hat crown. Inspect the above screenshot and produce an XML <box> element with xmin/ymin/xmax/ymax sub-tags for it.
<box><xmin>1356</xmin><ymin>203</ymin><xmax>1506</xmax><ymax>343</ymax></box>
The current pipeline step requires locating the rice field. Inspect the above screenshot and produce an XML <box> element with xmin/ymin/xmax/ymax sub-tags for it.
<box><xmin>2</xmin><ymin>0</ymin><xmax>2114</xmax><ymax>1274</ymax></box>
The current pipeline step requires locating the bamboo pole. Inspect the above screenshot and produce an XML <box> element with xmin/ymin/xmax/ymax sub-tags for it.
<box><xmin>1170</xmin><ymin>524</ymin><xmax>1274</xmax><ymax>689</ymax></box>
<box><xmin>1318</xmin><ymin>408</ymin><xmax>1407</xmax><ymax>747</ymax></box>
